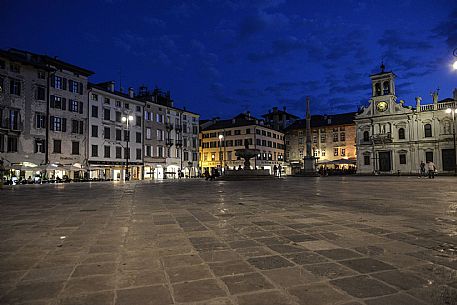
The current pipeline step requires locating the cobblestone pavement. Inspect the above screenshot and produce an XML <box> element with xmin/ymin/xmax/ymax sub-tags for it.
<box><xmin>0</xmin><ymin>176</ymin><xmax>456</xmax><ymax>305</ymax></box>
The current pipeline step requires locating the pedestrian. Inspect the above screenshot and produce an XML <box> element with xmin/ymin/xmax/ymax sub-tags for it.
<box><xmin>178</xmin><ymin>169</ymin><xmax>182</xmax><ymax>179</ymax></box>
<box><xmin>427</xmin><ymin>161</ymin><xmax>436</xmax><ymax>179</ymax></box>
<box><xmin>204</xmin><ymin>169</ymin><xmax>210</xmax><ymax>181</ymax></box>
<box><xmin>278</xmin><ymin>164</ymin><xmax>282</xmax><ymax>177</ymax></box>
<box><xmin>210</xmin><ymin>168</ymin><xmax>216</xmax><ymax>181</ymax></box>
<box><xmin>273</xmin><ymin>165</ymin><xmax>278</xmax><ymax>176</ymax></box>
<box><xmin>419</xmin><ymin>161</ymin><xmax>426</xmax><ymax>178</ymax></box>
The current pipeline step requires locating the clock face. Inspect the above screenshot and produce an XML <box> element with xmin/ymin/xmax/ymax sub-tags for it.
<box><xmin>377</xmin><ymin>101</ymin><xmax>388</xmax><ymax>112</ymax></box>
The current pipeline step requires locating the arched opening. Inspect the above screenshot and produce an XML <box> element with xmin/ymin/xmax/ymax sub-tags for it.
<box><xmin>424</xmin><ymin>124</ymin><xmax>432</xmax><ymax>138</ymax></box>
<box><xmin>383</xmin><ymin>81</ymin><xmax>390</xmax><ymax>95</ymax></box>
<box><xmin>375</xmin><ymin>83</ymin><xmax>381</xmax><ymax>96</ymax></box>
<box><xmin>363</xmin><ymin>131</ymin><xmax>370</xmax><ymax>142</ymax></box>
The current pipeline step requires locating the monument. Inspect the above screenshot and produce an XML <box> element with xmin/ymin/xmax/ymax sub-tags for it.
<box><xmin>303</xmin><ymin>96</ymin><xmax>318</xmax><ymax>175</ymax></box>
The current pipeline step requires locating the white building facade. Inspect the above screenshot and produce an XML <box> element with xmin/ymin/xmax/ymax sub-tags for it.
<box><xmin>355</xmin><ymin>66</ymin><xmax>457</xmax><ymax>175</ymax></box>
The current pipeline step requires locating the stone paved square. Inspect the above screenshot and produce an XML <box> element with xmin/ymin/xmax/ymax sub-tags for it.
<box><xmin>0</xmin><ymin>176</ymin><xmax>456</xmax><ymax>304</ymax></box>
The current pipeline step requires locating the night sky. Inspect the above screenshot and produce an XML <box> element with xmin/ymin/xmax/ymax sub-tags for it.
<box><xmin>2</xmin><ymin>0</ymin><xmax>456</xmax><ymax>119</ymax></box>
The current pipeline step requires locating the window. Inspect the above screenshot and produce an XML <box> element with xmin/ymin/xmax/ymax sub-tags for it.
<box><xmin>54</xmin><ymin>76</ymin><xmax>64</xmax><ymax>89</ymax></box>
<box><xmin>7</xmin><ymin>136</ymin><xmax>18</xmax><ymax>152</ymax></box>
<box><xmin>340</xmin><ymin>132</ymin><xmax>345</xmax><ymax>141</ymax></box>
<box><xmin>321</xmin><ymin>150</ymin><xmax>326</xmax><ymax>157</ymax></box>
<box><xmin>9</xmin><ymin>78</ymin><xmax>21</xmax><ymax>95</ymax></box>
<box><xmin>69</xmin><ymin>80</ymin><xmax>80</xmax><ymax>93</ymax></box>
<box><xmin>91</xmin><ymin>145</ymin><xmax>98</xmax><ymax>157</ymax></box>
<box><xmin>10</xmin><ymin>63</ymin><xmax>20</xmax><ymax>73</ymax></box>
<box><xmin>333</xmin><ymin>133</ymin><xmax>338</xmax><ymax>142</ymax></box>
<box><xmin>234</xmin><ymin>130</ymin><xmax>241</xmax><ymax>135</ymax></box>
<box><xmin>91</xmin><ymin>93</ymin><xmax>98</xmax><ymax>101</ymax></box>
<box><xmin>341</xmin><ymin>148</ymin><xmax>346</xmax><ymax>156</ymax></box>
<box><xmin>320</xmin><ymin>134</ymin><xmax>326</xmax><ymax>143</ymax></box>
<box><xmin>146</xmin><ymin>128</ymin><xmax>151</xmax><ymax>140</ymax></box>
<box><xmin>71</xmin><ymin>120</ymin><xmax>80</xmax><ymax>134</ymax></box>
<box><xmin>136</xmin><ymin>148</ymin><xmax>142</xmax><ymax>160</ymax></box>
<box><xmin>157</xmin><ymin>130</ymin><xmax>163</xmax><ymax>141</ymax></box>
<box><xmin>103</xmin><ymin>108</ymin><xmax>110</xmax><ymax>120</ymax></box>
<box><xmin>104</xmin><ymin>145</ymin><xmax>110</xmax><ymax>158</ymax></box>
<box><xmin>124</xmin><ymin>102</ymin><xmax>129</xmax><ymax>109</ymax></box>
<box><xmin>53</xmin><ymin>140</ymin><xmax>61</xmax><ymax>153</ymax></box>
<box><xmin>399</xmin><ymin>154</ymin><xmax>406</xmax><ymax>164</ymax></box>
<box><xmin>363</xmin><ymin>131</ymin><xmax>370</xmax><ymax>142</ymax></box>
<box><xmin>262</xmin><ymin>130</ymin><xmax>266</xmax><ymax>136</ymax></box>
<box><xmin>364</xmin><ymin>155</ymin><xmax>370</xmax><ymax>165</ymax></box>
<box><xmin>136</xmin><ymin>105</ymin><xmax>141</xmax><ymax>112</ymax></box>
<box><xmin>340</xmin><ymin>126</ymin><xmax>345</xmax><ymax>131</ymax></box>
<box><xmin>116</xmin><ymin>129</ymin><xmax>122</xmax><ymax>141</ymax></box>
<box><xmin>50</xmin><ymin>117</ymin><xmax>66</xmax><ymax>132</ymax></box>
<box><xmin>334</xmin><ymin>148</ymin><xmax>338</xmax><ymax>156</ymax></box>
<box><xmin>136</xmin><ymin>116</ymin><xmax>141</xmax><ymax>126</ymax></box>
<box><xmin>35</xmin><ymin>139</ymin><xmax>45</xmax><ymax>153</ymax></box>
<box><xmin>36</xmin><ymin>113</ymin><xmax>46</xmax><ymax>129</ymax></box>
<box><xmin>104</xmin><ymin>127</ymin><xmax>110</xmax><ymax>139</ymax></box>
<box><xmin>72</xmin><ymin>141</ymin><xmax>79</xmax><ymax>155</ymax></box>
<box><xmin>115</xmin><ymin>111</ymin><xmax>121</xmax><ymax>122</ymax></box>
<box><xmin>37</xmin><ymin>70</ymin><xmax>46</xmax><ymax>79</ymax></box>
<box><xmin>92</xmin><ymin>106</ymin><xmax>98</xmax><ymax>118</ymax></box>
<box><xmin>145</xmin><ymin>145</ymin><xmax>151</xmax><ymax>157</ymax></box>
<box><xmin>299</xmin><ymin>150</ymin><xmax>304</xmax><ymax>158</ymax></box>
<box><xmin>157</xmin><ymin>146</ymin><xmax>163</xmax><ymax>157</ymax></box>
<box><xmin>398</xmin><ymin>128</ymin><xmax>405</xmax><ymax>139</ymax></box>
<box><xmin>91</xmin><ymin>125</ymin><xmax>98</xmax><ymax>137</ymax></box>
<box><xmin>104</xmin><ymin>97</ymin><xmax>110</xmax><ymax>105</ymax></box>
<box><xmin>267</xmin><ymin>132</ymin><xmax>271</xmax><ymax>137</ymax></box>
<box><xmin>116</xmin><ymin>100</ymin><xmax>121</xmax><ymax>107</ymax></box>
<box><xmin>211</xmin><ymin>153</ymin><xmax>215</xmax><ymax>161</ymax></box>
<box><xmin>50</xmin><ymin>96</ymin><xmax>66</xmax><ymax>110</ymax></box>
<box><xmin>136</xmin><ymin>132</ymin><xmax>141</xmax><ymax>143</ymax></box>
<box><xmin>424</xmin><ymin>124</ymin><xmax>432</xmax><ymax>138</ymax></box>
<box><xmin>36</xmin><ymin>86</ymin><xmax>46</xmax><ymax>100</ymax></box>
<box><xmin>69</xmin><ymin>100</ymin><xmax>80</xmax><ymax>112</ymax></box>
<box><xmin>116</xmin><ymin>146</ymin><xmax>122</xmax><ymax>159</ymax></box>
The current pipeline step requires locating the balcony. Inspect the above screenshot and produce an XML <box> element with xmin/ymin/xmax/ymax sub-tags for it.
<box><xmin>165</xmin><ymin>122</ymin><xmax>174</xmax><ymax>130</ymax></box>
<box><xmin>175</xmin><ymin>125</ymin><xmax>183</xmax><ymax>132</ymax></box>
<box><xmin>175</xmin><ymin>140</ymin><xmax>183</xmax><ymax>146</ymax></box>
<box><xmin>0</xmin><ymin>119</ymin><xmax>23</xmax><ymax>132</ymax></box>
<box><xmin>166</xmin><ymin>139</ymin><xmax>174</xmax><ymax>146</ymax></box>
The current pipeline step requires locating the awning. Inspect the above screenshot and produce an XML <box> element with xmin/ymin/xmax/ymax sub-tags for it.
<box><xmin>318</xmin><ymin>158</ymin><xmax>356</xmax><ymax>165</ymax></box>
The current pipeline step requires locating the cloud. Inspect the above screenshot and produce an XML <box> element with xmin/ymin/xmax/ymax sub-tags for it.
<box><xmin>378</xmin><ymin>29</ymin><xmax>433</xmax><ymax>51</ymax></box>
<box><xmin>113</xmin><ymin>31</ymin><xmax>146</xmax><ymax>53</ymax></box>
<box><xmin>432</xmin><ymin>9</ymin><xmax>457</xmax><ymax>48</ymax></box>
<box><xmin>238</xmin><ymin>11</ymin><xmax>289</xmax><ymax>40</ymax></box>
<box><xmin>247</xmin><ymin>36</ymin><xmax>306</xmax><ymax>62</ymax></box>
<box><xmin>265</xmin><ymin>80</ymin><xmax>320</xmax><ymax>96</ymax></box>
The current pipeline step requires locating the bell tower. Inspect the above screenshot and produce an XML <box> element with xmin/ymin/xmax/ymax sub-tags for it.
<box><xmin>369</xmin><ymin>63</ymin><xmax>397</xmax><ymax>114</ymax></box>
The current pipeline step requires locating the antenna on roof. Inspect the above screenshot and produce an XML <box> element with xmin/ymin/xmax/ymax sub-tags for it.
<box><xmin>380</xmin><ymin>58</ymin><xmax>385</xmax><ymax>73</ymax></box>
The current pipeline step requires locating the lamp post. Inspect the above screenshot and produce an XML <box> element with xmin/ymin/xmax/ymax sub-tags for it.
<box><xmin>446</xmin><ymin>107</ymin><xmax>457</xmax><ymax>175</ymax></box>
<box><xmin>122</xmin><ymin>115</ymin><xmax>133</xmax><ymax>181</ymax></box>
<box><xmin>218</xmin><ymin>134</ymin><xmax>224</xmax><ymax>170</ymax></box>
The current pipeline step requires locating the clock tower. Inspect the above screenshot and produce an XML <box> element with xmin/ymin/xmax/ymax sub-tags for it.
<box><xmin>369</xmin><ymin>63</ymin><xmax>397</xmax><ymax>114</ymax></box>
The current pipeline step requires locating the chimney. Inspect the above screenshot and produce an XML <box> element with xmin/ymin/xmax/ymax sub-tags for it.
<box><xmin>128</xmin><ymin>87</ymin><xmax>134</xmax><ymax>98</ymax></box>
<box><xmin>109</xmin><ymin>81</ymin><xmax>115</xmax><ymax>92</ymax></box>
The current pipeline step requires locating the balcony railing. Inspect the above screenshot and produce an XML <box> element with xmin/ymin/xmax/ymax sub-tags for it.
<box><xmin>372</xmin><ymin>132</ymin><xmax>392</xmax><ymax>144</ymax></box>
<box><xmin>175</xmin><ymin>125</ymin><xmax>183</xmax><ymax>132</ymax></box>
<box><xmin>420</xmin><ymin>101</ymin><xmax>456</xmax><ymax>112</ymax></box>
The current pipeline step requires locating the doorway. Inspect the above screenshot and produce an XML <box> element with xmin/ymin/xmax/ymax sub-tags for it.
<box><xmin>378</xmin><ymin>151</ymin><xmax>391</xmax><ymax>172</ymax></box>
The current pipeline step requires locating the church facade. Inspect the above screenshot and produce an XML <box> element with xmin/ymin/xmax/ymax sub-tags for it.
<box><xmin>355</xmin><ymin>65</ymin><xmax>457</xmax><ymax>175</ymax></box>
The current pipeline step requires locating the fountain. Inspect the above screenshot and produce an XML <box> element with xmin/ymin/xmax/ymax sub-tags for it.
<box><xmin>220</xmin><ymin>139</ymin><xmax>274</xmax><ymax>180</ymax></box>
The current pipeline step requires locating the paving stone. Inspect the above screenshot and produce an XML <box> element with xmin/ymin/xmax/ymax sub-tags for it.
<box><xmin>247</xmin><ymin>255</ymin><xmax>294</xmax><ymax>270</ymax></box>
<box><xmin>209</xmin><ymin>260</ymin><xmax>254</xmax><ymax>276</ymax></box>
<box><xmin>56</xmin><ymin>291</ymin><xmax>115</xmax><ymax>305</ymax></box>
<box><xmin>299</xmin><ymin>240</ymin><xmax>341</xmax><ymax>250</ymax></box>
<box><xmin>288</xmin><ymin>283</ymin><xmax>350</xmax><ymax>305</ymax></box>
<box><xmin>62</xmin><ymin>275</ymin><xmax>116</xmax><ymax>295</ymax></box>
<box><xmin>20</xmin><ymin>266</ymin><xmax>73</xmax><ymax>283</ymax></box>
<box><xmin>365</xmin><ymin>293</ymin><xmax>428</xmax><ymax>305</ymax></box>
<box><xmin>316</xmin><ymin>249</ymin><xmax>363</xmax><ymax>260</ymax></box>
<box><xmin>221</xmin><ymin>272</ymin><xmax>274</xmax><ymax>294</ymax></box>
<box><xmin>117</xmin><ymin>270</ymin><xmax>167</xmax><ymax>288</ymax></box>
<box><xmin>372</xmin><ymin>270</ymin><xmax>428</xmax><ymax>290</ymax></box>
<box><xmin>235</xmin><ymin>246</ymin><xmax>276</xmax><ymax>258</ymax></box>
<box><xmin>285</xmin><ymin>234</ymin><xmax>318</xmax><ymax>242</ymax></box>
<box><xmin>172</xmin><ymin>279</ymin><xmax>226</xmax><ymax>302</ymax></box>
<box><xmin>199</xmin><ymin>250</ymin><xmax>242</xmax><ymax>262</ymax></box>
<box><xmin>0</xmin><ymin>281</ymin><xmax>64</xmax><ymax>304</ymax></box>
<box><xmin>267</xmin><ymin>244</ymin><xmax>306</xmax><ymax>254</ymax></box>
<box><xmin>330</xmin><ymin>275</ymin><xmax>397</xmax><ymax>298</ymax></box>
<box><xmin>237</xmin><ymin>290</ymin><xmax>295</xmax><ymax>305</ymax></box>
<box><xmin>166</xmin><ymin>264</ymin><xmax>213</xmax><ymax>283</ymax></box>
<box><xmin>161</xmin><ymin>254</ymin><xmax>203</xmax><ymax>267</ymax></box>
<box><xmin>340</xmin><ymin>258</ymin><xmax>396</xmax><ymax>273</ymax></box>
<box><xmin>303</xmin><ymin>262</ymin><xmax>358</xmax><ymax>279</ymax></box>
<box><xmin>71</xmin><ymin>263</ymin><xmax>117</xmax><ymax>277</ymax></box>
<box><xmin>407</xmin><ymin>285</ymin><xmax>457</xmax><ymax>305</ymax></box>
<box><xmin>228</xmin><ymin>240</ymin><xmax>260</xmax><ymax>249</ymax></box>
<box><xmin>115</xmin><ymin>285</ymin><xmax>172</xmax><ymax>305</ymax></box>
<box><xmin>285</xmin><ymin>251</ymin><xmax>329</xmax><ymax>265</ymax></box>
<box><xmin>262</xmin><ymin>267</ymin><xmax>320</xmax><ymax>287</ymax></box>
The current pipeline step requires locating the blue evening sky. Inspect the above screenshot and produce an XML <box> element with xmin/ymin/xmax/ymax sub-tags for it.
<box><xmin>2</xmin><ymin>0</ymin><xmax>456</xmax><ymax>119</ymax></box>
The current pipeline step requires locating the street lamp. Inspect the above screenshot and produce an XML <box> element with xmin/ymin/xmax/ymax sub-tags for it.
<box><xmin>122</xmin><ymin>115</ymin><xmax>134</xmax><ymax>181</ymax></box>
<box><xmin>445</xmin><ymin>107</ymin><xmax>457</xmax><ymax>175</ymax></box>
<box><xmin>218</xmin><ymin>134</ymin><xmax>224</xmax><ymax>170</ymax></box>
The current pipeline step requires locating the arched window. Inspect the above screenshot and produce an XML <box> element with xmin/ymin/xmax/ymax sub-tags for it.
<box><xmin>363</xmin><ymin>131</ymin><xmax>370</xmax><ymax>142</ymax></box>
<box><xmin>424</xmin><ymin>124</ymin><xmax>432</xmax><ymax>138</ymax></box>
<box><xmin>383</xmin><ymin>81</ymin><xmax>390</xmax><ymax>95</ymax></box>
<box><xmin>374</xmin><ymin>83</ymin><xmax>381</xmax><ymax>96</ymax></box>
<box><xmin>398</xmin><ymin>128</ymin><xmax>405</xmax><ymax>139</ymax></box>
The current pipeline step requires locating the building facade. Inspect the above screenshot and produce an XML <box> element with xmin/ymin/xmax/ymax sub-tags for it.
<box><xmin>200</xmin><ymin>113</ymin><xmax>285</xmax><ymax>174</ymax></box>
<box><xmin>261</xmin><ymin>106</ymin><xmax>299</xmax><ymax>131</ymax></box>
<box><xmin>284</xmin><ymin>113</ymin><xmax>357</xmax><ymax>175</ymax></box>
<box><xmin>355</xmin><ymin>65</ymin><xmax>457</xmax><ymax>174</ymax></box>
<box><xmin>137</xmin><ymin>87</ymin><xmax>200</xmax><ymax>179</ymax></box>
<box><xmin>87</xmin><ymin>83</ymin><xmax>144</xmax><ymax>181</ymax></box>
<box><xmin>0</xmin><ymin>49</ymin><xmax>93</xmax><ymax>180</ymax></box>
